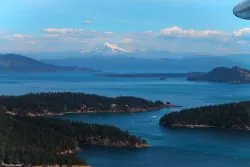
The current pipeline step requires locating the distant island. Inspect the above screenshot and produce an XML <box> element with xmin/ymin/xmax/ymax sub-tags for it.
<box><xmin>1</xmin><ymin>92</ymin><xmax>172</xmax><ymax>117</ymax></box>
<box><xmin>97</xmin><ymin>72</ymin><xmax>205</xmax><ymax>79</ymax></box>
<box><xmin>0</xmin><ymin>54</ymin><xmax>95</xmax><ymax>72</ymax></box>
<box><xmin>0</xmin><ymin>114</ymin><xmax>148</xmax><ymax>166</ymax></box>
<box><xmin>187</xmin><ymin>66</ymin><xmax>250</xmax><ymax>84</ymax></box>
<box><xmin>160</xmin><ymin>101</ymin><xmax>250</xmax><ymax>130</ymax></box>
<box><xmin>97</xmin><ymin>66</ymin><xmax>250</xmax><ymax>84</ymax></box>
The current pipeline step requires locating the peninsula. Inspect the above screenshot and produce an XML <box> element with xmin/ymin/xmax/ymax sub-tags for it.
<box><xmin>0</xmin><ymin>114</ymin><xmax>148</xmax><ymax>166</ymax></box>
<box><xmin>1</xmin><ymin>92</ymin><xmax>170</xmax><ymax>117</ymax></box>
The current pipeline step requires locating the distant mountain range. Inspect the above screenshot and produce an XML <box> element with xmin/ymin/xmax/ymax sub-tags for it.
<box><xmin>41</xmin><ymin>55</ymin><xmax>240</xmax><ymax>73</ymax></box>
<box><xmin>0</xmin><ymin>54</ymin><xmax>94</xmax><ymax>72</ymax></box>
<box><xmin>188</xmin><ymin>66</ymin><xmax>250</xmax><ymax>84</ymax></box>
<box><xmin>38</xmin><ymin>42</ymin><xmax>250</xmax><ymax>72</ymax></box>
<box><xmin>3</xmin><ymin>42</ymin><xmax>250</xmax><ymax>73</ymax></box>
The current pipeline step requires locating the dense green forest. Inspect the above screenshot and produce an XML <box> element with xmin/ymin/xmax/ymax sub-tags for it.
<box><xmin>0</xmin><ymin>92</ymin><xmax>165</xmax><ymax>115</ymax></box>
<box><xmin>0</xmin><ymin>114</ymin><xmax>147</xmax><ymax>166</ymax></box>
<box><xmin>160</xmin><ymin>101</ymin><xmax>250</xmax><ymax>130</ymax></box>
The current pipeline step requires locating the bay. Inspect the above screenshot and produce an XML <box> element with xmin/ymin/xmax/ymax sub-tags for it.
<box><xmin>2</xmin><ymin>72</ymin><xmax>250</xmax><ymax>167</ymax></box>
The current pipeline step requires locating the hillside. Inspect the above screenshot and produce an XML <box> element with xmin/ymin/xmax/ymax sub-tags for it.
<box><xmin>0</xmin><ymin>54</ymin><xmax>94</xmax><ymax>72</ymax></box>
<box><xmin>187</xmin><ymin>66</ymin><xmax>250</xmax><ymax>84</ymax></box>
<box><xmin>160</xmin><ymin>101</ymin><xmax>250</xmax><ymax>130</ymax></box>
<box><xmin>0</xmin><ymin>114</ymin><xmax>147</xmax><ymax>166</ymax></box>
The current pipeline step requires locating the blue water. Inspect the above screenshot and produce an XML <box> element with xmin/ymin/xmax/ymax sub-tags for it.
<box><xmin>2</xmin><ymin>72</ymin><xmax>250</xmax><ymax>167</ymax></box>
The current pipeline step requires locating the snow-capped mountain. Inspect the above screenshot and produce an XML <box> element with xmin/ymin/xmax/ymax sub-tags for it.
<box><xmin>82</xmin><ymin>42</ymin><xmax>131</xmax><ymax>56</ymax></box>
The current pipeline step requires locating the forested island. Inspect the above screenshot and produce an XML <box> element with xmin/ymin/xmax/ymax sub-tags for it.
<box><xmin>160</xmin><ymin>101</ymin><xmax>250</xmax><ymax>130</ymax></box>
<box><xmin>187</xmin><ymin>66</ymin><xmax>250</xmax><ymax>84</ymax></box>
<box><xmin>0</xmin><ymin>114</ymin><xmax>148</xmax><ymax>166</ymax></box>
<box><xmin>0</xmin><ymin>92</ymin><xmax>169</xmax><ymax>116</ymax></box>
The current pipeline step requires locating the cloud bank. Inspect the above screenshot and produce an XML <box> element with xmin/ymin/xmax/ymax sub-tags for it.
<box><xmin>0</xmin><ymin>26</ymin><xmax>250</xmax><ymax>55</ymax></box>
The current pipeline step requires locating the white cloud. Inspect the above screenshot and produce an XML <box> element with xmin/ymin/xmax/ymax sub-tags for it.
<box><xmin>13</xmin><ymin>34</ymin><xmax>32</xmax><ymax>39</ymax></box>
<box><xmin>43</xmin><ymin>28</ymin><xmax>85</xmax><ymax>34</ymax></box>
<box><xmin>83</xmin><ymin>20</ymin><xmax>92</xmax><ymax>25</ymax></box>
<box><xmin>122</xmin><ymin>38</ymin><xmax>133</xmax><ymax>44</ymax></box>
<box><xmin>160</xmin><ymin>26</ymin><xmax>225</xmax><ymax>38</ymax></box>
<box><xmin>1</xmin><ymin>26</ymin><xmax>250</xmax><ymax>55</ymax></box>
<box><xmin>104</xmin><ymin>31</ymin><xmax>113</xmax><ymax>35</ymax></box>
<box><xmin>27</xmin><ymin>40</ymin><xmax>38</xmax><ymax>45</ymax></box>
<box><xmin>233</xmin><ymin>28</ymin><xmax>250</xmax><ymax>37</ymax></box>
<box><xmin>236</xmin><ymin>40</ymin><xmax>248</xmax><ymax>45</ymax></box>
<box><xmin>43</xmin><ymin>28</ymin><xmax>102</xmax><ymax>40</ymax></box>
<box><xmin>145</xmin><ymin>30</ymin><xmax>153</xmax><ymax>34</ymax></box>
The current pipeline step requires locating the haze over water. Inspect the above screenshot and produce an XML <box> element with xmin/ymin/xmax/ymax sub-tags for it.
<box><xmin>2</xmin><ymin>72</ymin><xmax>250</xmax><ymax>167</ymax></box>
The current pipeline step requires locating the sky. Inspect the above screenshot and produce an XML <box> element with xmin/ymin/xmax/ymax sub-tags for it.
<box><xmin>0</xmin><ymin>0</ymin><xmax>250</xmax><ymax>56</ymax></box>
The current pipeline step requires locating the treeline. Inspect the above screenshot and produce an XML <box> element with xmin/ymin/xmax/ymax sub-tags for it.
<box><xmin>160</xmin><ymin>101</ymin><xmax>250</xmax><ymax>129</ymax></box>
<box><xmin>0</xmin><ymin>92</ymin><xmax>164</xmax><ymax>114</ymax></box>
<box><xmin>0</xmin><ymin>114</ymin><xmax>147</xmax><ymax>166</ymax></box>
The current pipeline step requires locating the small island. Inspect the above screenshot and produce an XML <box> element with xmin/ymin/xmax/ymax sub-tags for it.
<box><xmin>160</xmin><ymin>101</ymin><xmax>250</xmax><ymax>130</ymax></box>
<box><xmin>0</xmin><ymin>114</ymin><xmax>148</xmax><ymax>167</ymax></box>
<box><xmin>187</xmin><ymin>66</ymin><xmax>250</xmax><ymax>84</ymax></box>
<box><xmin>1</xmin><ymin>92</ymin><xmax>171</xmax><ymax>117</ymax></box>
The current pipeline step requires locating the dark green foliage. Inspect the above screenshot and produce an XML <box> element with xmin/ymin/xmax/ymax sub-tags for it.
<box><xmin>0</xmin><ymin>92</ymin><xmax>164</xmax><ymax>114</ymax></box>
<box><xmin>0</xmin><ymin>114</ymin><xmax>146</xmax><ymax>165</ymax></box>
<box><xmin>160</xmin><ymin>101</ymin><xmax>250</xmax><ymax>129</ymax></box>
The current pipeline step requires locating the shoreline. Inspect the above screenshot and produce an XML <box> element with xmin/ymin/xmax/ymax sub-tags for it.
<box><xmin>165</xmin><ymin>124</ymin><xmax>250</xmax><ymax>132</ymax></box>
<box><xmin>49</xmin><ymin>105</ymin><xmax>176</xmax><ymax>117</ymax></box>
<box><xmin>170</xmin><ymin>124</ymin><xmax>215</xmax><ymax>128</ymax></box>
<box><xmin>8</xmin><ymin>104</ymin><xmax>181</xmax><ymax>118</ymax></box>
<box><xmin>1</xmin><ymin>162</ymin><xmax>92</xmax><ymax>167</ymax></box>
<box><xmin>2</xmin><ymin>92</ymin><xmax>179</xmax><ymax>118</ymax></box>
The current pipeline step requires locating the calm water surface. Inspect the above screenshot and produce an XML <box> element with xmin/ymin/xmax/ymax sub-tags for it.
<box><xmin>2</xmin><ymin>72</ymin><xmax>250</xmax><ymax>167</ymax></box>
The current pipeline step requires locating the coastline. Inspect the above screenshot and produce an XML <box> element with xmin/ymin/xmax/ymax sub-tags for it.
<box><xmin>170</xmin><ymin>124</ymin><xmax>215</xmax><ymax>128</ymax></box>
<box><xmin>80</xmin><ymin>138</ymin><xmax>150</xmax><ymax>149</ymax></box>
<box><xmin>52</xmin><ymin>105</ymin><xmax>174</xmax><ymax>116</ymax></box>
<box><xmin>1</xmin><ymin>162</ymin><xmax>92</xmax><ymax>167</ymax></box>
<box><xmin>0</xmin><ymin>114</ymin><xmax>150</xmax><ymax>167</ymax></box>
<box><xmin>33</xmin><ymin>165</ymin><xmax>91</xmax><ymax>167</ymax></box>
<box><xmin>164</xmin><ymin>124</ymin><xmax>250</xmax><ymax>132</ymax></box>
<box><xmin>10</xmin><ymin>104</ymin><xmax>180</xmax><ymax>117</ymax></box>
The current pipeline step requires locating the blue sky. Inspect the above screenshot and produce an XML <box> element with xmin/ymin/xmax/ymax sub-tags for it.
<box><xmin>0</xmin><ymin>0</ymin><xmax>250</xmax><ymax>55</ymax></box>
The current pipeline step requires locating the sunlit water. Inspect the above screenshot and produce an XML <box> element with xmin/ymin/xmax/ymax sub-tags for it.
<box><xmin>2</xmin><ymin>72</ymin><xmax>250</xmax><ymax>167</ymax></box>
